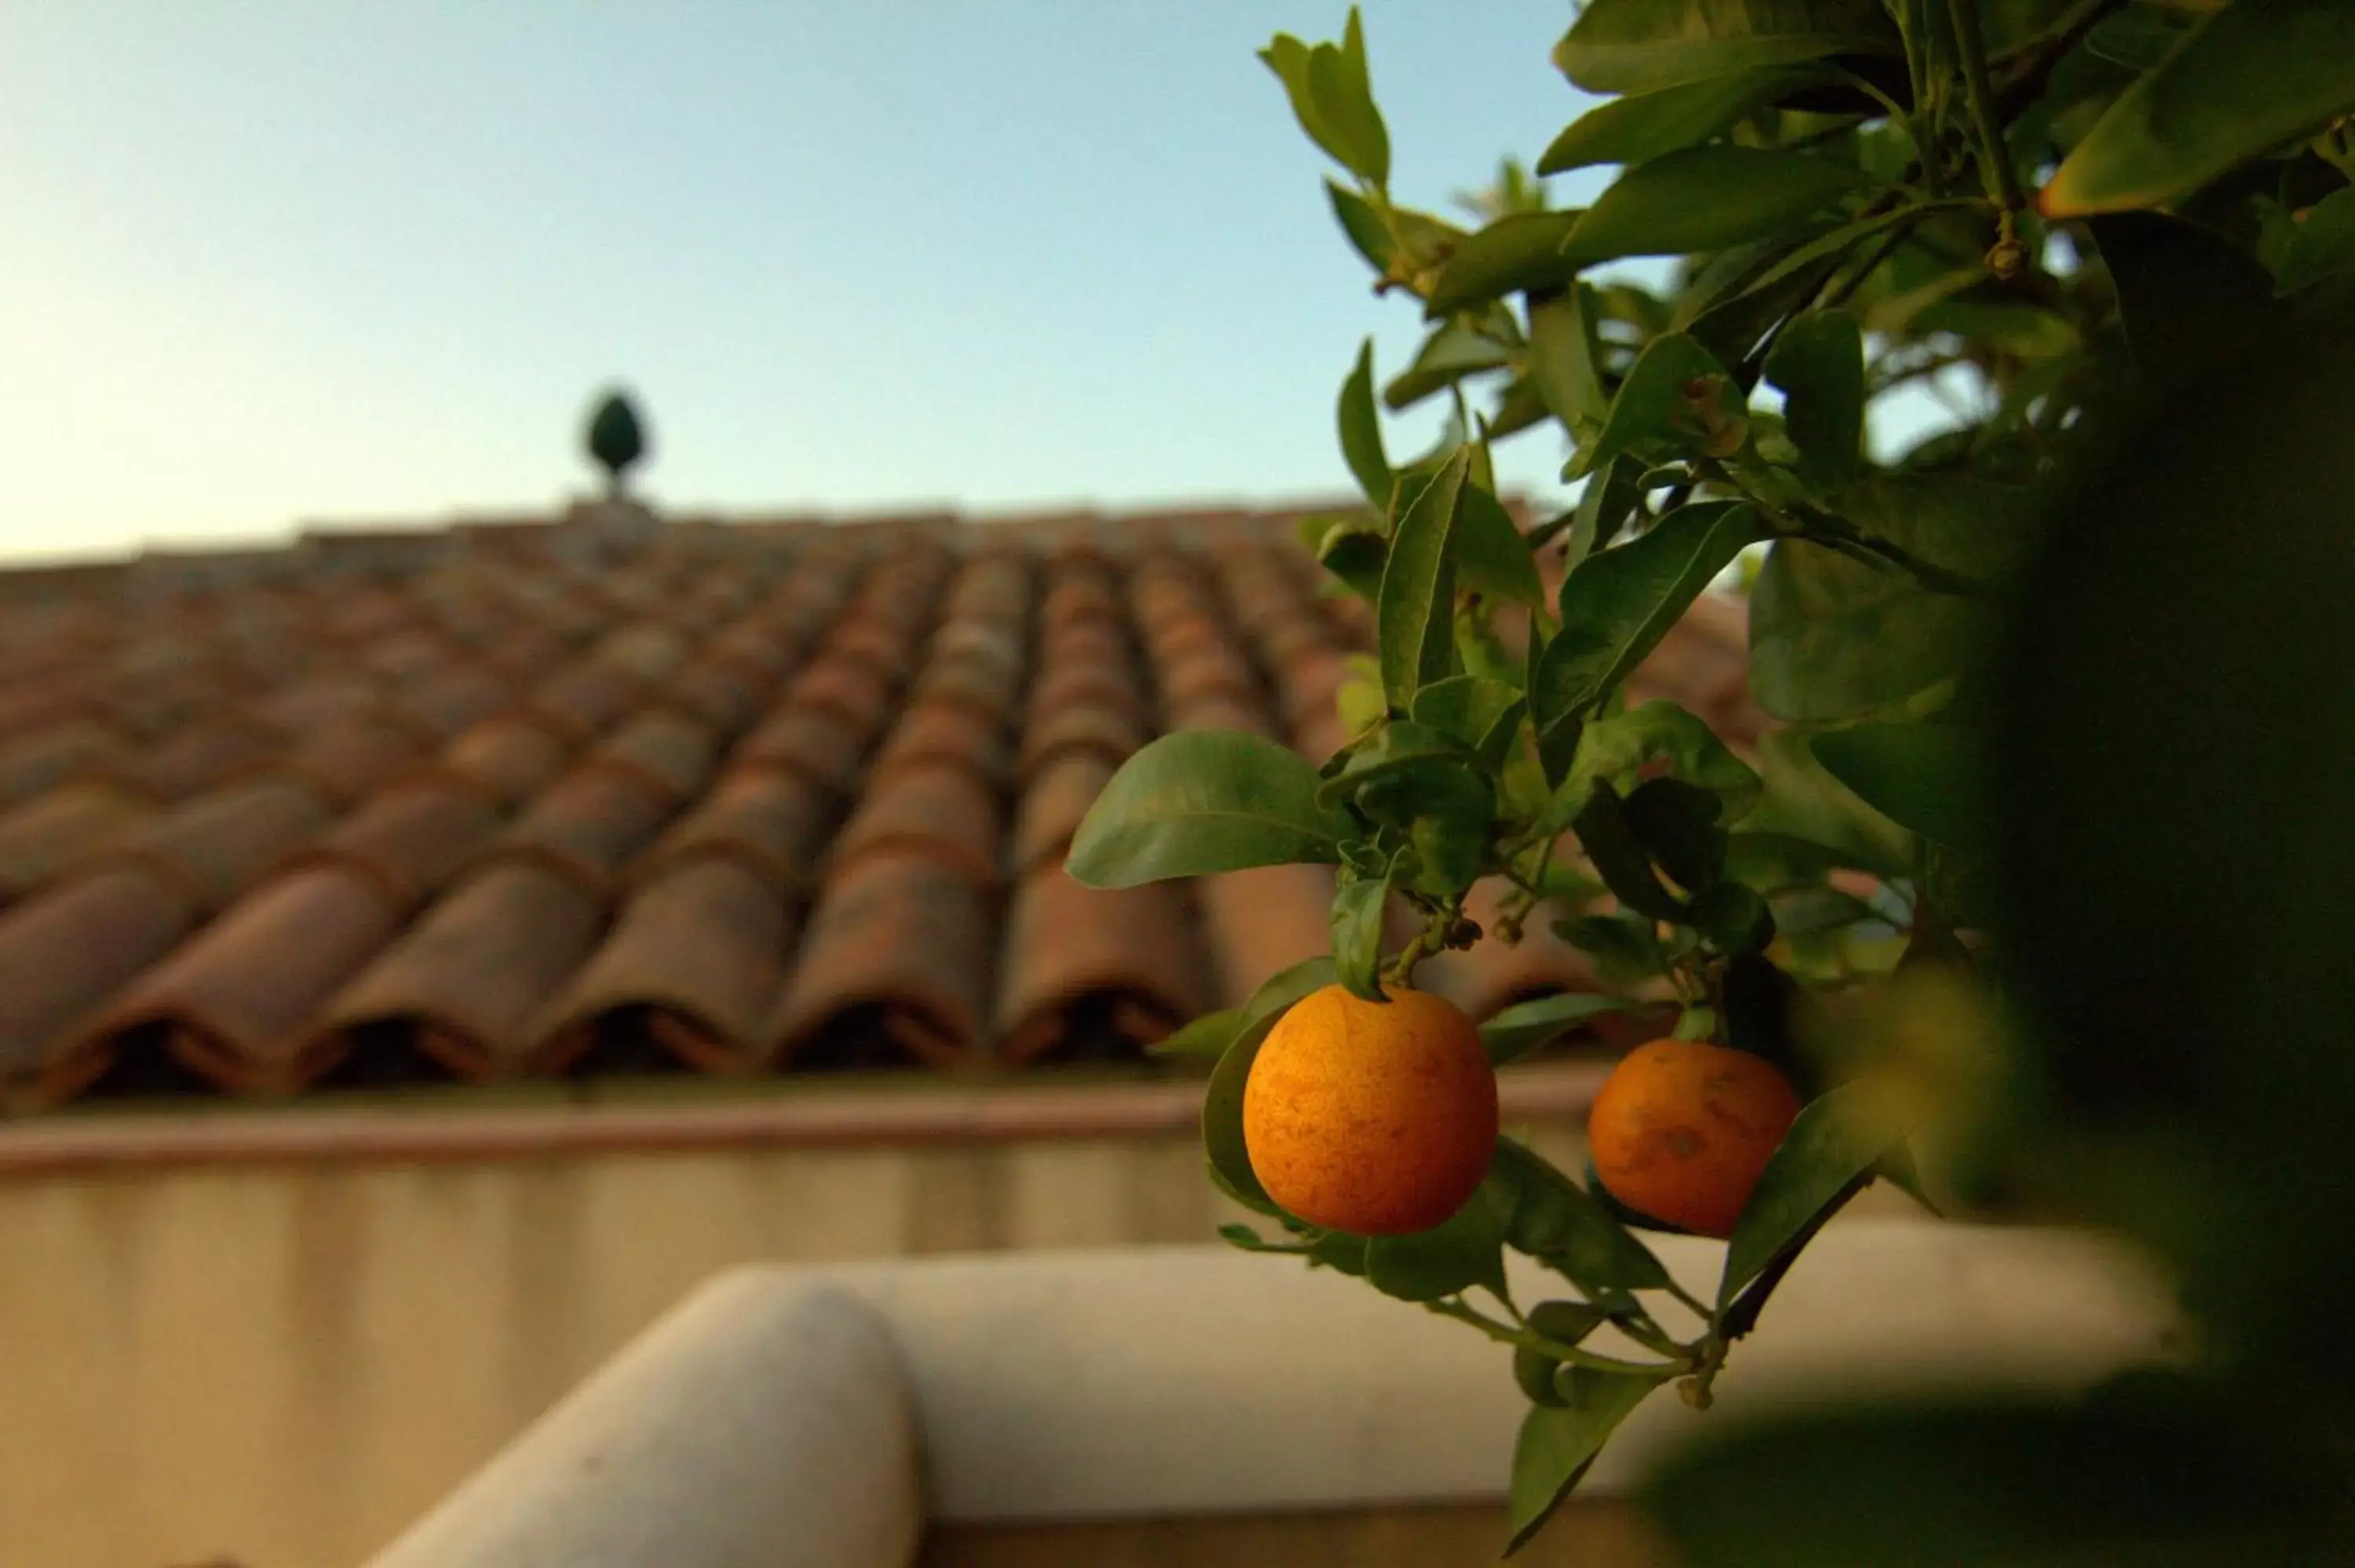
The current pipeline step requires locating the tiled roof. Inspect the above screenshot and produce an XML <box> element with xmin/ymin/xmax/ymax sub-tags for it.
<box><xmin>0</xmin><ymin>502</ymin><xmax>1761</xmax><ymax>1112</ymax></box>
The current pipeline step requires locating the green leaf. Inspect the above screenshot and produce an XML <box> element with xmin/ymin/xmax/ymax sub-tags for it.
<box><xmin>1534</xmin><ymin>504</ymin><xmax>1767</xmax><ymax>720</ymax></box>
<box><xmin>1452</xmin><ymin>482</ymin><xmax>1543</xmax><ymax>607</ymax></box>
<box><xmin>1554</xmin><ymin>0</ymin><xmax>1900</xmax><ymax>95</ymax></box>
<box><xmin>1382</xmin><ymin>317</ymin><xmax>1515</xmax><ymax>411</ymax></box>
<box><xmin>1566</xmin><ymin>334</ymin><xmax>1745</xmax><ymax>481</ymax></box>
<box><xmin>1259</xmin><ymin>13</ymin><xmax>1390</xmax><ymax>187</ymax></box>
<box><xmin>1538</xmin><ymin>65</ymin><xmax>1842</xmax><ymax>174</ymax></box>
<box><xmin>1423</xmin><ymin>210</ymin><xmax>1586</xmax><ymax>316</ymax></box>
<box><xmin>1545</xmin><ymin>700</ymin><xmax>1764</xmax><ymax>835</ymax></box>
<box><xmin>1199</xmin><ymin>957</ymin><xmax>1339</xmax><ymax>1214</ymax></box>
<box><xmin>1563</xmin><ymin>147</ymin><xmax>1882</xmax><ymax>268</ymax></box>
<box><xmin>1762</xmin><ymin>310</ymin><xmax>1864</xmax><ymax>490</ymax></box>
<box><xmin>1808</xmin><ymin>717</ymin><xmax>1984</xmax><ymax>858</ymax></box>
<box><xmin>2041</xmin><ymin>0</ymin><xmax>2355</xmax><ymax>217</ymax></box>
<box><xmin>1719</xmin><ymin>1080</ymin><xmax>1919</xmax><ymax>1307</ymax></box>
<box><xmin>1481</xmin><ymin>991</ymin><xmax>1641</xmax><ymax>1067</ymax></box>
<box><xmin>1325</xmin><ymin>179</ymin><xmax>1396</xmax><ymax>273</ymax></box>
<box><xmin>1506</xmin><ymin>1367</ymin><xmax>1674</xmax><ymax>1553</ymax></box>
<box><xmin>1337</xmin><ymin>339</ymin><xmax>1393</xmax><ymax>509</ymax></box>
<box><xmin>1737</xmin><ymin>730</ymin><xmax>1914</xmax><ymax>878</ymax></box>
<box><xmin>1747</xmin><ymin>476</ymin><xmax>2036</xmax><ymax>723</ymax></box>
<box><xmin>1572</xmin><ymin>780</ymin><xmax>1688</xmax><ymax>923</ymax></box>
<box><xmin>1365</xmin><ymin>1175</ymin><xmax>1510</xmax><ymax>1301</ymax></box>
<box><xmin>1623</xmin><ymin>776</ymin><xmax>1729</xmax><ymax>895</ymax></box>
<box><xmin>1148</xmin><ymin>1005</ymin><xmax>1247</xmax><ymax>1059</ymax></box>
<box><xmin>1411</xmin><ymin>674</ymin><xmax>1526</xmax><ymax>768</ymax></box>
<box><xmin>1330</xmin><ymin>870</ymin><xmax>1391</xmax><ymax>1002</ymax></box>
<box><xmin>1316</xmin><ymin>514</ymin><xmax>1388</xmax><ymax>602</ymax></box>
<box><xmin>2274</xmin><ymin>185</ymin><xmax>2355</xmax><ymax>294</ymax></box>
<box><xmin>1564</xmin><ymin>455</ymin><xmax>1646</xmax><ymax>567</ymax></box>
<box><xmin>1490</xmin><ymin>1137</ymin><xmax>1672</xmax><ymax>1292</ymax></box>
<box><xmin>1068</xmin><ymin>731</ymin><xmax>1357</xmax><ymax>887</ymax></box>
<box><xmin>1513</xmin><ymin>1300</ymin><xmax>1616</xmax><ymax>1405</ymax></box>
<box><xmin>1376</xmin><ymin>447</ymin><xmax>1473</xmax><ymax>709</ymax></box>
<box><xmin>1525</xmin><ymin>286</ymin><xmax>1608</xmax><ymax>439</ymax></box>
<box><xmin>1323</xmin><ymin>7</ymin><xmax>1391</xmax><ymax>186</ymax></box>
<box><xmin>1689</xmin><ymin>879</ymin><xmax>1775</xmax><ymax>955</ymax></box>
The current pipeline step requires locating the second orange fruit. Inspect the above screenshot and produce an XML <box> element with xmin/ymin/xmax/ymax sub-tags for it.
<box><xmin>1243</xmin><ymin>983</ymin><xmax>1498</xmax><ymax>1235</ymax></box>
<box><xmin>1588</xmin><ymin>1039</ymin><xmax>1802</xmax><ymax>1239</ymax></box>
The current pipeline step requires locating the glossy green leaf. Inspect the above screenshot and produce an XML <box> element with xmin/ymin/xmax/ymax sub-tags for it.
<box><xmin>1260</xmin><ymin>11</ymin><xmax>1390</xmax><ymax>187</ymax></box>
<box><xmin>1808</xmin><ymin>717</ymin><xmax>1985</xmax><ymax>857</ymax></box>
<box><xmin>1322</xmin><ymin>718</ymin><xmax>1473</xmax><ymax>808</ymax></box>
<box><xmin>1573</xmin><ymin>780</ymin><xmax>1688</xmax><ymax>923</ymax></box>
<box><xmin>1481</xmin><ymin>991</ymin><xmax>1641</xmax><ymax>1067</ymax></box>
<box><xmin>1690</xmin><ymin>879</ymin><xmax>1775</xmax><ymax>955</ymax></box>
<box><xmin>1316</xmin><ymin>514</ymin><xmax>1388</xmax><ymax>602</ymax></box>
<box><xmin>2042</xmin><ymin>0</ymin><xmax>2355</xmax><ymax>217</ymax></box>
<box><xmin>1366</xmin><ymin>1176</ymin><xmax>1510</xmax><ymax>1301</ymax></box>
<box><xmin>1411</xmin><ymin>675</ymin><xmax>1526</xmax><ymax>769</ymax></box>
<box><xmin>1525</xmin><ymin>286</ymin><xmax>1608</xmax><ymax>439</ymax></box>
<box><xmin>1424</xmin><ymin>210</ymin><xmax>1586</xmax><ymax>316</ymax></box>
<box><xmin>1320</xmin><ymin>7</ymin><xmax>1391</xmax><ymax>186</ymax></box>
<box><xmin>1566</xmin><ymin>334</ymin><xmax>1745</xmax><ymax>481</ymax></box>
<box><xmin>1554</xmin><ymin>911</ymin><xmax>1672</xmax><ymax>989</ymax></box>
<box><xmin>1068</xmin><ymin>731</ymin><xmax>1356</xmax><ymax>886</ymax></box>
<box><xmin>1376</xmin><ymin>447</ymin><xmax>1473</xmax><ymax>709</ymax></box>
<box><xmin>1535</xmin><ymin>504</ymin><xmax>1767</xmax><ymax>719</ymax></box>
<box><xmin>1337</xmin><ymin>339</ymin><xmax>1394</xmax><ymax>509</ymax></box>
<box><xmin>1762</xmin><ymin>310</ymin><xmax>1864</xmax><ymax>490</ymax></box>
<box><xmin>1382</xmin><ymin>317</ymin><xmax>1515</xmax><ymax>411</ymax></box>
<box><xmin>1564</xmin><ymin>456</ymin><xmax>1647</xmax><ymax>567</ymax></box>
<box><xmin>1737</xmin><ymin>730</ymin><xmax>1914</xmax><ymax>878</ymax></box>
<box><xmin>1506</xmin><ymin>1367</ymin><xmax>1674</xmax><ymax>1553</ymax></box>
<box><xmin>1554</xmin><ymin>0</ymin><xmax>1900</xmax><ymax>95</ymax></box>
<box><xmin>1203</xmin><ymin>1023</ymin><xmax>1280</xmax><ymax>1215</ymax></box>
<box><xmin>1513</xmin><ymin>1300</ymin><xmax>1616</xmax><ymax>1405</ymax></box>
<box><xmin>1330</xmin><ymin>870</ymin><xmax>1392</xmax><ymax>1001</ymax></box>
<box><xmin>1538</xmin><ymin>64</ymin><xmax>1840</xmax><ymax>174</ymax></box>
<box><xmin>1545</xmin><ymin>700</ymin><xmax>1764</xmax><ymax>835</ymax></box>
<box><xmin>1489</xmin><ymin>1137</ymin><xmax>1671</xmax><ymax>1291</ymax></box>
<box><xmin>1325</xmin><ymin>178</ymin><xmax>1396</xmax><ymax>272</ymax></box>
<box><xmin>1455</xmin><ymin>480</ymin><xmax>1544</xmax><ymax>606</ymax></box>
<box><xmin>1623</xmin><ymin>776</ymin><xmax>1729</xmax><ymax>895</ymax></box>
<box><xmin>1563</xmin><ymin>147</ymin><xmax>1882</xmax><ymax>268</ymax></box>
<box><xmin>1200</xmin><ymin>957</ymin><xmax>1340</xmax><ymax>1216</ymax></box>
<box><xmin>1147</xmin><ymin>1005</ymin><xmax>1247</xmax><ymax>1059</ymax></box>
<box><xmin>1719</xmin><ymin>1080</ymin><xmax>1919</xmax><ymax>1307</ymax></box>
<box><xmin>1747</xmin><ymin>476</ymin><xmax>2036</xmax><ymax>722</ymax></box>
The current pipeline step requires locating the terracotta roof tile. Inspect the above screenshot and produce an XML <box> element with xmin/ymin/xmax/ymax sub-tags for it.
<box><xmin>0</xmin><ymin>782</ymin><xmax>155</xmax><ymax>903</ymax></box>
<box><xmin>0</xmin><ymin>720</ymin><xmax>128</xmax><ymax>807</ymax></box>
<box><xmin>0</xmin><ymin>509</ymin><xmax>1765</xmax><ymax>1107</ymax></box>
<box><xmin>314</xmin><ymin>859</ymin><xmax>607</xmax><ymax>1079</ymax></box>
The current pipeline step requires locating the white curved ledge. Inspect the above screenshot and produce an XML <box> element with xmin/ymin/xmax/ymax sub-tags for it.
<box><xmin>361</xmin><ymin>1219</ymin><xmax>2174</xmax><ymax>1565</ymax></box>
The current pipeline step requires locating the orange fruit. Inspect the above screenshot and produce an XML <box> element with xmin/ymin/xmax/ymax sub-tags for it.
<box><xmin>1243</xmin><ymin>983</ymin><xmax>1498</xmax><ymax>1235</ymax></box>
<box><xmin>1587</xmin><ymin>1039</ymin><xmax>1802</xmax><ymax>1239</ymax></box>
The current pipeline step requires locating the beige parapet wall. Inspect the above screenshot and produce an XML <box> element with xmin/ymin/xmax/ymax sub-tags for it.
<box><xmin>363</xmin><ymin>1219</ymin><xmax>2177</xmax><ymax>1566</ymax></box>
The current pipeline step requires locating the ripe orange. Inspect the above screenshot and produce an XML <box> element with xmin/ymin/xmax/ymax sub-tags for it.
<box><xmin>1588</xmin><ymin>1039</ymin><xmax>1802</xmax><ymax>1239</ymax></box>
<box><xmin>1243</xmin><ymin>983</ymin><xmax>1499</xmax><ymax>1235</ymax></box>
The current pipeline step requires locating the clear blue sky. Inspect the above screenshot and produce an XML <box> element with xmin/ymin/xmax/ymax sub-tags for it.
<box><xmin>2</xmin><ymin>3</ymin><xmax>1959</xmax><ymax>566</ymax></box>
